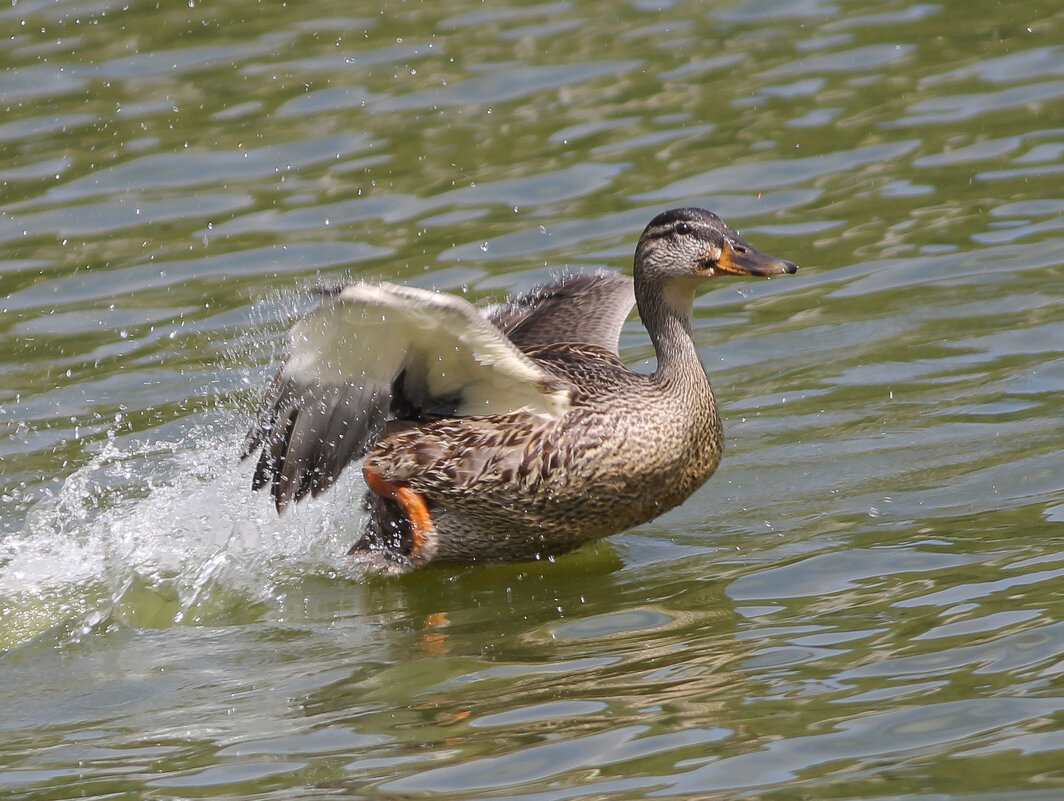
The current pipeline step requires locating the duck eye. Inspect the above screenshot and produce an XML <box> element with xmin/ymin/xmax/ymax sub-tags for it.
<box><xmin>675</xmin><ymin>222</ymin><xmax>692</xmax><ymax>235</ymax></box>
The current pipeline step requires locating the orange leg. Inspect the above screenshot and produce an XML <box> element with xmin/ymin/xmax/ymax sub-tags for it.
<box><xmin>364</xmin><ymin>467</ymin><xmax>434</xmax><ymax>561</ymax></box>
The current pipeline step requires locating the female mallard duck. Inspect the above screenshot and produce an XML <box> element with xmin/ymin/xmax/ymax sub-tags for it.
<box><xmin>243</xmin><ymin>208</ymin><xmax>797</xmax><ymax>574</ymax></box>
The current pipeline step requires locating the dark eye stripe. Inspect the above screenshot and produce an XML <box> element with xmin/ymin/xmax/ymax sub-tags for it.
<box><xmin>643</xmin><ymin>221</ymin><xmax>695</xmax><ymax>241</ymax></box>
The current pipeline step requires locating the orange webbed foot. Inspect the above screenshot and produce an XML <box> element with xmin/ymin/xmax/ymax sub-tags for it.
<box><xmin>363</xmin><ymin>467</ymin><xmax>435</xmax><ymax>562</ymax></box>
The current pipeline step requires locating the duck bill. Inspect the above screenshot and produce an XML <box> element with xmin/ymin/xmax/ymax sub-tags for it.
<box><xmin>716</xmin><ymin>238</ymin><xmax>798</xmax><ymax>277</ymax></box>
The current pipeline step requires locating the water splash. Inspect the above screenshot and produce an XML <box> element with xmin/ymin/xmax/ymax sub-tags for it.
<box><xmin>0</xmin><ymin>289</ymin><xmax>370</xmax><ymax>652</ymax></box>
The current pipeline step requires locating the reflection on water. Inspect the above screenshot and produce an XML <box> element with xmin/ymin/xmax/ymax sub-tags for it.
<box><xmin>2</xmin><ymin>0</ymin><xmax>1064</xmax><ymax>798</ymax></box>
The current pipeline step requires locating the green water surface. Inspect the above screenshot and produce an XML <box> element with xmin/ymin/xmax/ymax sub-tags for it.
<box><xmin>2</xmin><ymin>0</ymin><xmax>1064</xmax><ymax>798</ymax></box>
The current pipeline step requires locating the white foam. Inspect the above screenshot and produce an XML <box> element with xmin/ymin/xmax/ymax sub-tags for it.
<box><xmin>1</xmin><ymin>288</ymin><xmax>373</xmax><ymax>646</ymax></box>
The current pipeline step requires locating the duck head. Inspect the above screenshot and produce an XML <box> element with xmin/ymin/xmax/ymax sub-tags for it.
<box><xmin>634</xmin><ymin>207</ymin><xmax>798</xmax><ymax>284</ymax></box>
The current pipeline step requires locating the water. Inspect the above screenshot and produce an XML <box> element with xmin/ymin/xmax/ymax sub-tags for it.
<box><xmin>2</xmin><ymin>0</ymin><xmax>1063</xmax><ymax>797</ymax></box>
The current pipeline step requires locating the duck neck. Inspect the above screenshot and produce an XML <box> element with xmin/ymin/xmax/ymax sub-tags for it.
<box><xmin>638</xmin><ymin>278</ymin><xmax>710</xmax><ymax>391</ymax></box>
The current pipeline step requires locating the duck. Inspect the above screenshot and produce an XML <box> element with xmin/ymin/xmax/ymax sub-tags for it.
<box><xmin>242</xmin><ymin>207</ymin><xmax>797</xmax><ymax>574</ymax></box>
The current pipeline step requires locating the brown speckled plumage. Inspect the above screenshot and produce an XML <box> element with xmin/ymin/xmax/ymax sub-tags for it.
<box><xmin>244</xmin><ymin>208</ymin><xmax>797</xmax><ymax>573</ymax></box>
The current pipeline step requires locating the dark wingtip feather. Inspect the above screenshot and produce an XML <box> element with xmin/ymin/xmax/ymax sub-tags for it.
<box><xmin>244</xmin><ymin>373</ymin><xmax>394</xmax><ymax>514</ymax></box>
<box><xmin>251</xmin><ymin>445</ymin><xmax>273</xmax><ymax>491</ymax></box>
<box><xmin>312</xmin><ymin>283</ymin><xmax>350</xmax><ymax>298</ymax></box>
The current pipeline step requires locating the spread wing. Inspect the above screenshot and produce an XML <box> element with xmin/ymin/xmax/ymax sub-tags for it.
<box><xmin>243</xmin><ymin>281</ymin><xmax>574</xmax><ymax>512</ymax></box>
<box><xmin>487</xmin><ymin>271</ymin><xmax>635</xmax><ymax>355</ymax></box>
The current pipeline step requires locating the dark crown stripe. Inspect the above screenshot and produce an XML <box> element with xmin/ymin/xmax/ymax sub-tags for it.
<box><xmin>640</xmin><ymin>208</ymin><xmax>725</xmax><ymax>245</ymax></box>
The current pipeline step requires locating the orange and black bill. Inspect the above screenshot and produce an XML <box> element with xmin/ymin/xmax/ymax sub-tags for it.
<box><xmin>716</xmin><ymin>237</ymin><xmax>798</xmax><ymax>277</ymax></box>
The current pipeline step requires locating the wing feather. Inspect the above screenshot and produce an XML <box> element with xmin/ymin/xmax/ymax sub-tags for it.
<box><xmin>244</xmin><ymin>281</ymin><xmax>574</xmax><ymax>512</ymax></box>
<box><xmin>487</xmin><ymin>271</ymin><xmax>635</xmax><ymax>355</ymax></box>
